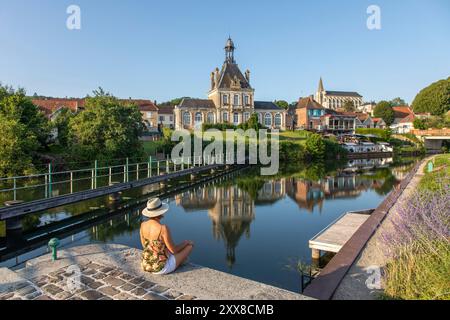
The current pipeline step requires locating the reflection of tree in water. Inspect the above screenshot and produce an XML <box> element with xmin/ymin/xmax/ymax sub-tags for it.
<box><xmin>89</xmin><ymin>210</ymin><xmax>142</xmax><ymax>242</ymax></box>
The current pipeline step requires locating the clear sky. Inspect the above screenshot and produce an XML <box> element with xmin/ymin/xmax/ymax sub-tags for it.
<box><xmin>0</xmin><ymin>0</ymin><xmax>449</xmax><ymax>104</ymax></box>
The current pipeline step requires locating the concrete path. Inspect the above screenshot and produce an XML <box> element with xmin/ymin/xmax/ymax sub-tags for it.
<box><xmin>332</xmin><ymin>158</ymin><xmax>431</xmax><ymax>300</ymax></box>
<box><xmin>0</xmin><ymin>244</ymin><xmax>309</xmax><ymax>300</ymax></box>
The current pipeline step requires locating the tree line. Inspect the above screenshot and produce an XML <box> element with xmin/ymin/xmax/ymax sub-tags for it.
<box><xmin>0</xmin><ymin>86</ymin><xmax>144</xmax><ymax>177</ymax></box>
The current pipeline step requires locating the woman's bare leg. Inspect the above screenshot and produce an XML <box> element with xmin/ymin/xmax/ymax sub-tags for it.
<box><xmin>174</xmin><ymin>245</ymin><xmax>193</xmax><ymax>269</ymax></box>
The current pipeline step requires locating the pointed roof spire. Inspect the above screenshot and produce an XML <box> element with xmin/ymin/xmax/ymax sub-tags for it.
<box><xmin>224</xmin><ymin>36</ymin><xmax>236</xmax><ymax>63</ymax></box>
<box><xmin>318</xmin><ymin>77</ymin><xmax>324</xmax><ymax>92</ymax></box>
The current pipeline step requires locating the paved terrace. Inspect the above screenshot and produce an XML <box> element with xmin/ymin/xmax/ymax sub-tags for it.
<box><xmin>0</xmin><ymin>244</ymin><xmax>309</xmax><ymax>300</ymax></box>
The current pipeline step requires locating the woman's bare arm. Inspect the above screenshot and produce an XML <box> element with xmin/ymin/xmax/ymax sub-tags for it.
<box><xmin>162</xmin><ymin>225</ymin><xmax>189</xmax><ymax>254</ymax></box>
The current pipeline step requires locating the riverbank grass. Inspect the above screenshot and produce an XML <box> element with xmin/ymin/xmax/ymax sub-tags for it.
<box><xmin>382</xmin><ymin>154</ymin><xmax>450</xmax><ymax>300</ymax></box>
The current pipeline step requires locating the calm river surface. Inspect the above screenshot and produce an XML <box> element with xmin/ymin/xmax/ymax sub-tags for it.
<box><xmin>0</xmin><ymin>157</ymin><xmax>418</xmax><ymax>293</ymax></box>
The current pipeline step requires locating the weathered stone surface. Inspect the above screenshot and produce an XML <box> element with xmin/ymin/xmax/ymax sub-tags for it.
<box><xmin>151</xmin><ymin>285</ymin><xmax>169</xmax><ymax>294</ymax></box>
<box><xmin>34</xmin><ymin>295</ymin><xmax>53</xmax><ymax>300</ymax></box>
<box><xmin>177</xmin><ymin>295</ymin><xmax>196</xmax><ymax>300</ymax></box>
<box><xmin>143</xmin><ymin>293</ymin><xmax>168</xmax><ymax>300</ymax></box>
<box><xmin>17</xmin><ymin>285</ymin><xmax>36</xmax><ymax>296</ymax></box>
<box><xmin>140</xmin><ymin>280</ymin><xmax>155</xmax><ymax>290</ymax></box>
<box><xmin>119</xmin><ymin>273</ymin><xmax>134</xmax><ymax>281</ymax></box>
<box><xmin>42</xmin><ymin>284</ymin><xmax>63</xmax><ymax>295</ymax></box>
<box><xmin>14</xmin><ymin>281</ymin><xmax>29</xmax><ymax>290</ymax></box>
<box><xmin>129</xmin><ymin>277</ymin><xmax>145</xmax><ymax>285</ymax></box>
<box><xmin>0</xmin><ymin>292</ymin><xmax>14</xmax><ymax>300</ymax></box>
<box><xmin>55</xmin><ymin>291</ymin><xmax>74</xmax><ymax>300</ymax></box>
<box><xmin>114</xmin><ymin>292</ymin><xmax>134</xmax><ymax>300</ymax></box>
<box><xmin>92</xmin><ymin>273</ymin><xmax>108</xmax><ymax>280</ymax></box>
<box><xmin>130</xmin><ymin>287</ymin><xmax>147</xmax><ymax>296</ymax></box>
<box><xmin>80</xmin><ymin>290</ymin><xmax>105</xmax><ymax>300</ymax></box>
<box><xmin>87</xmin><ymin>281</ymin><xmax>103</xmax><ymax>290</ymax></box>
<box><xmin>99</xmin><ymin>286</ymin><xmax>120</xmax><ymax>296</ymax></box>
<box><xmin>103</xmin><ymin>276</ymin><xmax>125</xmax><ymax>287</ymax></box>
<box><xmin>100</xmin><ymin>267</ymin><xmax>114</xmax><ymax>273</ymax></box>
<box><xmin>163</xmin><ymin>290</ymin><xmax>183</xmax><ymax>299</ymax></box>
<box><xmin>108</xmin><ymin>270</ymin><xmax>123</xmax><ymax>277</ymax></box>
<box><xmin>120</xmin><ymin>283</ymin><xmax>136</xmax><ymax>292</ymax></box>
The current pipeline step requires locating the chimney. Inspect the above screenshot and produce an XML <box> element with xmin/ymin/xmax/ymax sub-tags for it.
<box><xmin>245</xmin><ymin>70</ymin><xmax>250</xmax><ymax>83</ymax></box>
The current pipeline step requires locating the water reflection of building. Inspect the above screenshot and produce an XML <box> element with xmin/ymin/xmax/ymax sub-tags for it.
<box><xmin>175</xmin><ymin>161</ymin><xmax>399</xmax><ymax>263</ymax></box>
<box><xmin>176</xmin><ymin>185</ymin><xmax>254</xmax><ymax>268</ymax></box>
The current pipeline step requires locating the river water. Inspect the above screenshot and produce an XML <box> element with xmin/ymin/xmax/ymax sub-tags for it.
<box><xmin>0</xmin><ymin>157</ymin><xmax>418</xmax><ymax>293</ymax></box>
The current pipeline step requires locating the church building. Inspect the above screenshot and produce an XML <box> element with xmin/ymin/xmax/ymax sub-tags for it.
<box><xmin>174</xmin><ymin>38</ymin><xmax>286</xmax><ymax>130</ymax></box>
<box><xmin>314</xmin><ymin>78</ymin><xmax>363</xmax><ymax>110</ymax></box>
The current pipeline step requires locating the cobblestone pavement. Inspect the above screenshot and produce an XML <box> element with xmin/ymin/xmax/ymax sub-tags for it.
<box><xmin>0</xmin><ymin>261</ymin><xmax>196</xmax><ymax>301</ymax></box>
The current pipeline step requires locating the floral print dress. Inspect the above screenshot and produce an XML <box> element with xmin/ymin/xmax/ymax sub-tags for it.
<box><xmin>141</xmin><ymin>227</ymin><xmax>168</xmax><ymax>273</ymax></box>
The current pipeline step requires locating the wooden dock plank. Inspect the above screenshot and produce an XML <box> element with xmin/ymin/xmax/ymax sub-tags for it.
<box><xmin>309</xmin><ymin>213</ymin><xmax>370</xmax><ymax>253</ymax></box>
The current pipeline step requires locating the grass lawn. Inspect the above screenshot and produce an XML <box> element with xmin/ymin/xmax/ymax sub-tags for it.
<box><xmin>277</xmin><ymin>130</ymin><xmax>309</xmax><ymax>145</ymax></box>
<box><xmin>143</xmin><ymin>140</ymin><xmax>165</xmax><ymax>156</ymax></box>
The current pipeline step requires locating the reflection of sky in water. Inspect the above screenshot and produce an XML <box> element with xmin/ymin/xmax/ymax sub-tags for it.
<box><xmin>0</xmin><ymin>161</ymin><xmax>414</xmax><ymax>292</ymax></box>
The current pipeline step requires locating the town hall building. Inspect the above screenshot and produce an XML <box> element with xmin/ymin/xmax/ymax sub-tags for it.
<box><xmin>174</xmin><ymin>38</ymin><xmax>286</xmax><ymax>130</ymax></box>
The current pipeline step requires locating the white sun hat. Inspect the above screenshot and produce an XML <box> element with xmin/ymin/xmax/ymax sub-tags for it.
<box><xmin>142</xmin><ymin>198</ymin><xmax>169</xmax><ymax>218</ymax></box>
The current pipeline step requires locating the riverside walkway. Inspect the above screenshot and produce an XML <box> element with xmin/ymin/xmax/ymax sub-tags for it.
<box><xmin>0</xmin><ymin>244</ymin><xmax>308</xmax><ymax>300</ymax></box>
<box><xmin>304</xmin><ymin>158</ymin><xmax>426</xmax><ymax>300</ymax></box>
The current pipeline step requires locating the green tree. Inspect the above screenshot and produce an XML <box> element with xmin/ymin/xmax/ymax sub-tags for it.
<box><xmin>53</xmin><ymin>107</ymin><xmax>74</xmax><ymax>147</ymax></box>
<box><xmin>0</xmin><ymin>85</ymin><xmax>50</xmax><ymax>148</ymax></box>
<box><xmin>390</xmin><ymin>97</ymin><xmax>407</xmax><ymax>106</ymax></box>
<box><xmin>413</xmin><ymin>118</ymin><xmax>427</xmax><ymax>130</ymax></box>
<box><xmin>274</xmin><ymin>100</ymin><xmax>289</xmax><ymax>110</ymax></box>
<box><xmin>305</xmin><ymin>133</ymin><xmax>325</xmax><ymax>160</ymax></box>
<box><xmin>374</xmin><ymin>101</ymin><xmax>395</xmax><ymax>126</ymax></box>
<box><xmin>412</xmin><ymin>77</ymin><xmax>450</xmax><ymax>116</ymax></box>
<box><xmin>343</xmin><ymin>100</ymin><xmax>356</xmax><ymax>112</ymax></box>
<box><xmin>0</xmin><ymin>115</ymin><xmax>38</xmax><ymax>176</ymax></box>
<box><xmin>68</xmin><ymin>88</ymin><xmax>145</xmax><ymax>162</ymax></box>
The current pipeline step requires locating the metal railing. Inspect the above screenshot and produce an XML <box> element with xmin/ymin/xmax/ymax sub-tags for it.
<box><xmin>0</xmin><ymin>153</ymin><xmax>235</xmax><ymax>205</ymax></box>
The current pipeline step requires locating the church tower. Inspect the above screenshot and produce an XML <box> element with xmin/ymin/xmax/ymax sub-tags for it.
<box><xmin>315</xmin><ymin>77</ymin><xmax>325</xmax><ymax>105</ymax></box>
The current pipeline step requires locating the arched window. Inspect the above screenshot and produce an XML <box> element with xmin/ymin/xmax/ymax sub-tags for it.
<box><xmin>264</xmin><ymin>113</ymin><xmax>272</xmax><ymax>127</ymax></box>
<box><xmin>223</xmin><ymin>112</ymin><xmax>229</xmax><ymax>123</ymax></box>
<box><xmin>183</xmin><ymin>112</ymin><xmax>191</xmax><ymax>125</ymax></box>
<box><xmin>195</xmin><ymin>112</ymin><xmax>203</xmax><ymax>124</ymax></box>
<box><xmin>274</xmin><ymin>113</ymin><xmax>282</xmax><ymax>127</ymax></box>
<box><xmin>207</xmin><ymin>112</ymin><xmax>215</xmax><ymax>124</ymax></box>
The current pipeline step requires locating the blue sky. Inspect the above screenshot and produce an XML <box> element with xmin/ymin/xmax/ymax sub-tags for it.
<box><xmin>0</xmin><ymin>0</ymin><xmax>449</xmax><ymax>104</ymax></box>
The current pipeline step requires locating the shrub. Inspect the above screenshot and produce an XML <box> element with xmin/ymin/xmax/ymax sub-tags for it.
<box><xmin>305</xmin><ymin>133</ymin><xmax>325</xmax><ymax>159</ymax></box>
<box><xmin>356</xmin><ymin>128</ymin><xmax>392</xmax><ymax>141</ymax></box>
<box><xmin>381</xmin><ymin>189</ymin><xmax>450</xmax><ymax>300</ymax></box>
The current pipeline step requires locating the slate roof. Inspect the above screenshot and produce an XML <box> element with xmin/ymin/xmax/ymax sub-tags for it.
<box><xmin>179</xmin><ymin>98</ymin><xmax>216</xmax><ymax>109</ymax></box>
<box><xmin>254</xmin><ymin>101</ymin><xmax>284</xmax><ymax>111</ymax></box>
<box><xmin>324</xmin><ymin>91</ymin><xmax>362</xmax><ymax>98</ymax></box>
<box><xmin>217</xmin><ymin>62</ymin><xmax>251</xmax><ymax>89</ymax></box>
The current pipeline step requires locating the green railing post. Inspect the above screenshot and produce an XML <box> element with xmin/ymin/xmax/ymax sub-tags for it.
<box><xmin>48</xmin><ymin>163</ymin><xmax>52</xmax><ymax>198</ymax></box>
<box><xmin>70</xmin><ymin>172</ymin><xmax>74</xmax><ymax>194</ymax></box>
<box><xmin>149</xmin><ymin>156</ymin><xmax>152</xmax><ymax>177</ymax></box>
<box><xmin>13</xmin><ymin>177</ymin><xmax>17</xmax><ymax>201</ymax></box>
<box><xmin>126</xmin><ymin>158</ymin><xmax>129</xmax><ymax>182</ymax></box>
<box><xmin>137</xmin><ymin>163</ymin><xmax>140</xmax><ymax>180</ymax></box>
<box><xmin>166</xmin><ymin>159</ymin><xmax>170</xmax><ymax>174</ymax></box>
<box><xmin>157</xmin><ymin>161</ymin><xmax>160</xmax><ymax>176</ymax></box>
<box><xmin>94</xmin><ymin>160</ymin><xmax>98</xmax><ymax>189</ymax></box>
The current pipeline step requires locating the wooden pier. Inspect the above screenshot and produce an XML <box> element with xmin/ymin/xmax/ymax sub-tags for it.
<box><xmin>309</xmin><ymin>209</ymin><xmax>374</xmax><ymax>260</ymax></box>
